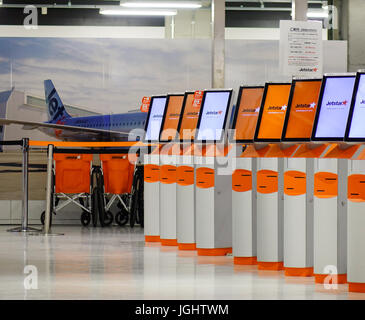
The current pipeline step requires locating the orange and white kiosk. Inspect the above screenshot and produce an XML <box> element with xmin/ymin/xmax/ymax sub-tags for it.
<box><xmin>280</xmin><ymin>78</ymin><xmax>322</xmax><ymax>277</ymax></box>
<box><xmin>253</xmin><ymin>82</ymin><xmax>292</xmax><ymax>270</ymax></box>
<box><xmin>175</xmin><ymin>91</ymin><xmax>203</xmax><ymax>250</ymax></box>
<box><xmin>194</xmin><ymin>89</ymin><xmax>234</xmax><ymax>256</ymax></box>
<box><xmin>344</xmin><ymin>71</ymin><xmax>365</xmax><ymax>292</ymax></box>
<box><xmin>143</xmin><ymin>95</ymin><xmax>168</xmax><ymax>243</ymax></box>
<box><xmin>157</xmin><ymin>94</ymin><xmax>186</xmax><ymax>246</ymax></box>
<box><xmin>310</xmin><ymin>73</ymin><xmax>356</xmax><ymax>284</ymax></box>
<box><xmin>230</xmin><ymin>86</ymin><xmax>264</xmax><ymax>265</ymax></box>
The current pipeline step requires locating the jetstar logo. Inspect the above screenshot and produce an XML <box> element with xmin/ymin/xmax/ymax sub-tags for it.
<box><xmin>299</xmin><ymin>67</ymin><xmax>318</xmax><ymax>72</ymax></box>
<box><xmin>360</xmin><ymin>99</ymin><xmax>365</xmax><ymax>104</ymax></box>
<box><xmin>326</xmin><ymin>100</ymin><xmax>348</xmax><ymax>106</ymax></box>
<box><xmin>206</xmin><ymin>110</ymin><xmax>223</xmax><ymax>115</ymax></box>
<box><xmin>242</xmin><ymin>107</ymin><xmax>260</xmax><ymax>113</ymax></box>
<box><xmin>187</xmin><ymin>111</ymin><xmax>199</xmax><ymax>116</ymax></box>
<box><xmin>169</xmin><ymin>113</ymin><xmax>180</xmax><ymax>117</ymax></box>
<box><xmin>153</xmin><ymin>114</ymin><xmax>163</xmax><ymax>118</ymax></box>
<box><xmin>268</xmin><ymin>105</ymin><xmax>287</xmax><ymax>111</ymax></box>
<box><xmin>295</xmin><ymin>102</ymin><xmax>316</xmax><ymax>109</ymax></box>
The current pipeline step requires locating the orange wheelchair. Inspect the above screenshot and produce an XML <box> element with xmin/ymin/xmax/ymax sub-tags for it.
<box><xmin>98</xmin><ymin>154</ymin><xmax>135</xmax><ymax>226</ymax></box>
<box><xmin>40</xmin><ymin>153</ymin><xmax>99</xmax><ymax>227</ymax></box>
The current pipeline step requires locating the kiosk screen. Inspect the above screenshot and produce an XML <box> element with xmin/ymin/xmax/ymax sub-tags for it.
<box><xmin>177</xmin><ymin>92</ymin><xmax>200</xmax><ymax>142</ymax></box>
<box><xmin>160</xmin><ymin>94</ymin><xmax>185</xmax><ymax>142</ymax></box>
<box><xmin>346</xmin><ymin>73</ymin><xmax>365</xmax><ymax>141</ymax></box>
<box><xmin>231</xmin><ymin>86</ymin><xmax>264</xmax><ymax>143</ymax></box>
<box><xmin>196</xmin><ymin>90</ymin><xmax>233</xmax><ymax>142</ymax></box>
<box><xmin>282</xmin><ymin>79</ymin><xmax>322</xmax><ymax>141</ymax></box>
<box><xmin>254</xmin><ymin>83</ymin><xmax>291</xmax><ymax>142</ymax></box>
<box><xmin>143</xmin><ymin>96</ymin><xmax>167</xmax><ymax>142</ymax></box>
<box><xmin>312</xmin><ymin>75</ymin><xmax>356</xmax><ymax>141</ymax></box>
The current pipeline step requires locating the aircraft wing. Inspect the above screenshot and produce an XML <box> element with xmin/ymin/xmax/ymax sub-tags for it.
<box><xmin>0</xmin><ymin>118</ymin><xmax>131</xmax><ymax>141</ymax></box>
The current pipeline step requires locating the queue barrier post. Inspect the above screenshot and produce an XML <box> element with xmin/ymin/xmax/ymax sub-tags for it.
<box><xmin>43</xmin><ymin>144</ymin><xmax>54</xmax><ymax>235</ymax></box>
<box><xmin>7</xmin><ymin>138</ymin><xmax>41</xmax><ymax>233</ymax></box>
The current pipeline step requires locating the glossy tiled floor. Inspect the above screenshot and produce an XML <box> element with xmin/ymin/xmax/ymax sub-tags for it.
<box><xmin>0</xmin><ymin>225</ymin><xmax>363</xmax><ymax>300</ymax></box>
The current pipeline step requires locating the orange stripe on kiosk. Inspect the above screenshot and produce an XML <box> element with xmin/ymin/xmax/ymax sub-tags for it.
<box><xmin>143</xmin><ymin>96</ymin><xmax>168</xmax><ymax>242</ymax></box>
<box><xmin>311</xmin><ymin>73</ymin><xmax>357</xmax><ymax>283</ymax></box>
<box><xmin>280</xmin><ymin>78</ymin><xmax>322</xmax><ymax>277</ymax></box>
<box><xmin>194</xmin><ymin>89</ymin><xmax>234</xmax><ymax>256</ymax></box>
<box><xmin>158</xmin><ymin>94</ymin><xmax>185</xmax><ymax>246</ymax></box>
<box><xmin>253</xmin><ymin>82</ymin><xmax>292</xmax><ymax>270</ymax></box>
<box><xmin>344</xmin><ymin>71</ymin><xmax>365</xmax><ymax>292</ymax></box>
<box><xmin>230</xmin><ymin>86</ymin><xmax>264</xmax><ymax>265</ymax></box>
<box><xmin>175</xmin><ymin>91</ymin><xmax>203</xmax><ymax>250</ymax></box>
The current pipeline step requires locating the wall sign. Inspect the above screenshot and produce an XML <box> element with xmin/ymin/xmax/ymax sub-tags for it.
<box><xmin>279</xmin><ymin>20</ymin><xmax>323</xmax><ymax>77</ymax></box>
<box><xmin>192</xmin><ymin>90</ymin><xmax>204</xmax><ymax>108</ymax></box>
<box><xmin>140</xmin><ymin>96</ymin><xmax>151</xmax><ymax>113</ymax></box>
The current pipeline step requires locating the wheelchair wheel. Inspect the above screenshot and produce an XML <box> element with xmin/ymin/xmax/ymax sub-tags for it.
<box><xmin>97</xmin><ymin>188</ymin><xmax>107</xmax><ymax>227</ymax></box>
<box><xmin>115</xmin><ymin>208</ymin><xmax>129</xmax><ymax>226</ymax></box>
<box><xmin>103</xmin><ymin>211</ymin><xmax>114</xmax><ymax>226</ymax></box>
<box><xmin>136</xmin><ymin>167</ymin><xmax>144</xmax><ymax>227</ymax></box>
<box><xmin>91</xmin><ymin>187</ymin><xmax>98</xmax><ymax>227</ymax></box>
<box><xmin>40</xmin><ymin>210</ymin><xmax>53</xmax><ymax>226</ymax></box>
<box><xmin>40</xmin><ymin>172</ymin><xmax>55</xmax><ymax>226</ymax></box>
<box><xmin>81</xmin><ymin>211</ymin><xmax>91</xmax><ymax>226</ymax></box>
<box><xmin>129</xmin><ymin>192</ymin><xmax>137</xmax><ymax>228</ymax></box>
<box><xmin>131</xmin><ymin>165</ymin><xmax>144</xmax><ymax>227</ymax></box>
<box><xmin>138</xmin><ymin>183</ymin><xmax>144</xmax><ymax>228</ymax></box>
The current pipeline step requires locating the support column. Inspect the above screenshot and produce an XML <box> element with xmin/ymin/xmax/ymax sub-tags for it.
<box><xmin>292</xmin><ymin>0</ymin><xmax>308</xmax><ymax>21</ymax></box>
<box><xmin>211</xmin><ymin>0</ymin><xmax>225</xmax><ymax>88</ymax></box>
<box><xmin>346</xmin><ymin>0</ymin><xmax>365</xmax><ymax>71</ymax></box>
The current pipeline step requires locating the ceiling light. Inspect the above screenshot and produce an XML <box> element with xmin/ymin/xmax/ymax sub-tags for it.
<box><xmin>100</xmin><ymin>8</ymin><xmax>177</xmax><ymax>16</ymax></box>
<box><xmin>121</xmin><ymin>1</ymin><xmax>202</xmax><ymax>9</ymax></box>
<box><xmin>307</xmin><ymin>10</ymin><xmax>329</xmax><ymax>18</ymax></box>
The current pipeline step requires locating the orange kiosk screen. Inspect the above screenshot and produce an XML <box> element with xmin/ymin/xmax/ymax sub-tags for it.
<box><xmin>234</xmin><ymin>87</ymin><xmax>264</xmax><ymax>141</ymax></box>
<box><xmin>160</xmin><ymin>95</ymin><xmax>184</xmax><ymax>141</ymax></box>
<box><xmin>178</xmin><ymin>93</ymin><xmax>201</xmax><ymax>141</ymax></box>
<box><xmin>284</xmin><ymin>80</ymin><xmax>322</xmax><ymax>140</ymax></box>
<box><xmin>255</xmin><ymin>83</ymin><xmax>291</xmax><ymax>141</ymax></box>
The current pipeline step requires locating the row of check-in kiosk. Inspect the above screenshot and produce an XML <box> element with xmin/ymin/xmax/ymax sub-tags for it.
<box><xmin>142</xmin><ymin>71</ymin><xmax>365</xmax><ymax>293</ymax></box>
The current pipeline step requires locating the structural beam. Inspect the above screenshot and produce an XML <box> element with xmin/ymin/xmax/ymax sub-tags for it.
<box><xmin>211</xmin><ymin>0</ymin><xmax>225</xmax><ymax>88</ymax></box>
<box><xmin>292</xmin><ymin>0</ymin><xmax>308</xmax><ymax>21</ymax></box>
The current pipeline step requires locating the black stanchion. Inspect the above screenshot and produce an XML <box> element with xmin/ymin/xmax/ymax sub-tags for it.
<box><xmin>5</xmin><ymin>138</ymin><xmax>41</xmax><ymax>233</ymax></box>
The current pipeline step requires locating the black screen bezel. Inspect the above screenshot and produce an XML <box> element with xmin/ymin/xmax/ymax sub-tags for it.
<box><xmin>175</xmin><ymin>91</ymin><xmax>197</xmax><ymax>143</ymax></box>
<box><xmin>142</xmin><ymin>95</ymin><xmax>167</xmax><ymax>143</ymax></box>
<box><xmin>345</xmin><ymin>71</ymin><xmax>365</xmax><ymax>142</ymax></box>
<box><xmin>194</xmin><ymin>89</ymin><xmax>233</xmax><ymax>144</ymax></box>
<box><xmin>158</xmin><ymin>93</ymin><xmax>185</xmax><ymax>143</ymax></box>
<box><xmin>253</xmin><ymin>82</ymin><xmax>291</xmax><ymax>143</ymax></box>
<box><xmin>281</xmin><ymin>78</ymin><xmax>322</xmax><ymax>142</ymax></box>
<box><xmin>229</xmin><ymin>85</ymin><xmax>265</xmax><ymax>144</ymax></box>
<box><xmin>311</xmin><ymin>74</ymin><xmax>356</xmax><ymax>142</ymax></box>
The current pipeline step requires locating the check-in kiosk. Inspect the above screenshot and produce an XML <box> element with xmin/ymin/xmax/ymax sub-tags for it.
<box><xmin>175</xmin><ymin>91</ymin><xmax>203</xmax><ymax>250</ymax></box>
<box><xmin>344</xmin><ymin>71</ymin><xmax>365</xmax><ymax>292</ymax></box>
<box><xmin>311</xmin><ymin>73</ymin><xmax>356</xmax><ymax>284</ymax></box>
<box><xmin>230</xmin><ymin>86</ymin><xmax>264</xmax><ymax>265</ymax></box>
<box><xmin>253</xmin><ymin>82</ymin><xmax>292</xmax><ymax>270</ymax></box>
<box><xmin>280</xmin><ymin>78</ymin><xmax>322</xmax><ymax>277</ymax></box>
<box><xmin>143</xmin><ymin>96</ymin><xmax>167</xmax><ymax>242</ymax></box>
<box><xmin>194</xmin><ymin>89</ymin><xmax>234</xmax><ymax>256</ymax></box>
<box><xmin>158</xmin><ymin>93</ymin><xmax>185</xmax><ymax>246</ymax></box>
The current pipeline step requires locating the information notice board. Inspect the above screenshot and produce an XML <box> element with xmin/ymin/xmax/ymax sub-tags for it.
<box><xmin>279</xmin><ymin>20</ymin><xmax>323</xmax><ymax>77</ymax></box>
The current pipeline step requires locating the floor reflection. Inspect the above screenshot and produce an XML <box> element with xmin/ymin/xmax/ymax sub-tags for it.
<box><xmin>0</xmin><ymin>226</ymin><xmax>359</xmax><ymax>300</ymax></box>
